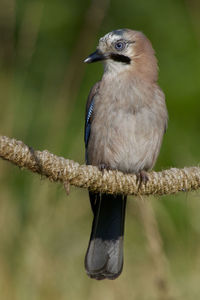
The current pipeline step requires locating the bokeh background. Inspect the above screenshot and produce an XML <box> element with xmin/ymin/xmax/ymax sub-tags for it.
<box><xmin>0</xmin><ymin>0</ymin><xmax>200</xmax><ymax>299</ymax></box>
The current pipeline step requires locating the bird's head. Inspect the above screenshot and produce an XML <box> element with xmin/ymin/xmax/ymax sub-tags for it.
<box><xmin>84</xmin><ymin>29</ymin><xmax>158</xmax><ymax>82</ymax></box>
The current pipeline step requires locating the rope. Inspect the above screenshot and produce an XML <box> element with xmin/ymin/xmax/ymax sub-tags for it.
<box><xmin>0</xmin><ymin>135</ymin><xmax>200</xmax><ymax>196</ymax></box>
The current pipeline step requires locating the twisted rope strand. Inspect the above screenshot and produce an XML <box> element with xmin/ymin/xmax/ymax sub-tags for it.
<box><xmin>0</xmin><ymin>135</ymin><xmax>200</xmax><ymax>196</ymax></box>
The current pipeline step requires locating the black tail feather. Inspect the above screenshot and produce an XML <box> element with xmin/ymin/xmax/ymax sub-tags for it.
<box><xmin>85</xmin><ymin>192</ymin><xmax>127</xmax><ymax>280</ymax></box>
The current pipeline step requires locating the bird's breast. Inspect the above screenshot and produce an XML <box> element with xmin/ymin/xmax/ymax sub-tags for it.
<box><xmin>87</xmin><ymin>80</ymin><xmax>167</xmax><ymax>173</ymax></box>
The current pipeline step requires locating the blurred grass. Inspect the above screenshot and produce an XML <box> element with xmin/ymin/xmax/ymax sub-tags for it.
<box><xmin>0</xmin><ymin>0</ymin><xmax>200</xmax><ymax>299</ymax></box>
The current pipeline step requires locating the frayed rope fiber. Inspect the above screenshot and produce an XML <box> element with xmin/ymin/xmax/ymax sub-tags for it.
<box><xmin>0</xmin><ymin>135</ymin><xmax>200</xmax><ymax>196</ymax></box>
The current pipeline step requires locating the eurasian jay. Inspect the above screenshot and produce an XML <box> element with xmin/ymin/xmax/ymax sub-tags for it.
<box><xmin>84</xmin><ymin>29</ymin><xmax>168</xmax><ymax>280</ymax></box>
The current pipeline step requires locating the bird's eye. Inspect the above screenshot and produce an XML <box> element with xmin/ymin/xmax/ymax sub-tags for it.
<box><xmin>114</xmin><ymin>41</ymin><xmax>125</xmax><ymax>51</ymax></box>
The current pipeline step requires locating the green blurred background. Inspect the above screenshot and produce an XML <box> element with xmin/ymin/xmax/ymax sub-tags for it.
<box><xmin>0</xmin><ymin>0</ymin><xmax>200</xmax><ymax>299</ymax></box>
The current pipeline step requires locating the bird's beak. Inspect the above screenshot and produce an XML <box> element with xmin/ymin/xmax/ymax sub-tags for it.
<box><xmin>84</xmin><ymin>50</ymin><xmax>105</xmax><ymax>63</ymax></box>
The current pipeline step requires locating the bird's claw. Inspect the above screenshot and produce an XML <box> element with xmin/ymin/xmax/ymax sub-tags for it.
<box><xmin>98</xmin><ymin>163</ymin><xmax>110</xmax><ymax>171</ymax></box>
<box><xmin>136</xmin><ymin>170</ymin><xmax>149</xmax><ymax>191</ymax></box>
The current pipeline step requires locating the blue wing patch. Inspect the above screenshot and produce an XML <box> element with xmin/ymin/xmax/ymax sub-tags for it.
<box><xmin>84</xmin><ymin>98</ymin><xmax>94</xmax><ymax>148</ymax></box>
<box><xmin>86</xmin><ymin>100</ymin><xmax>94</xmax><ymax>124</ymax></box>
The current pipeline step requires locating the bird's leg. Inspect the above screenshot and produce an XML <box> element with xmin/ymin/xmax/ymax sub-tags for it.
<box><xmin>136</xmin><ymin>170</ymin><xmax>149</xmax><ymax>191</ymax></box>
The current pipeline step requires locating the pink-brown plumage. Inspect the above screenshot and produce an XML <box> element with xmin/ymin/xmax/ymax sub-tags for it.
<box><xmin>87</xmin><ymin>29</ymin><xmax>167</xmax><ymax>173</ymax></box>
<box><xmin>84</xmin><ymin>29</ymin><xmax>168</xmax><ymax>280</ymax></box>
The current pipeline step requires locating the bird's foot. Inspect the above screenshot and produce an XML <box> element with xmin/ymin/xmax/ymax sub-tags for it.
<box><xmin>136</xmin><ymin>170</ymin><xmax>149</xmax><ymax>191</ymax></box>
<box><xmin>98</xmin><ymin>163</ymin><xmax>111</xmax><ymax>172</ymax></box>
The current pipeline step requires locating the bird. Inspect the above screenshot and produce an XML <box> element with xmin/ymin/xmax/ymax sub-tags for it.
<box><xmin>83</xmin><ymin>29</ymin><xmax>168</xmax><ymax>280</ymax></box>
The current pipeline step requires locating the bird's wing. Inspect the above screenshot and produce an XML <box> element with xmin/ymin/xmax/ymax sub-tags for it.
<box><xmin>84</xmin><ymin>81</ymin><xmax>100</xmax><ymax>151</ymax></box>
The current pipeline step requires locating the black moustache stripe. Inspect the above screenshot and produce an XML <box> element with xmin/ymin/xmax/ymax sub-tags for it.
<box><xmin>110</xmin><ymin>53</ymin><xmax>131</xmax><ymax>64</ymax></box>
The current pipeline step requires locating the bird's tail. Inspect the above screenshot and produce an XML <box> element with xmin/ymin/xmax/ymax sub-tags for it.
<box><xmin>85</xmin><ymin>192</ymin><xmax>127</xmax><ymax>280</ymax></box>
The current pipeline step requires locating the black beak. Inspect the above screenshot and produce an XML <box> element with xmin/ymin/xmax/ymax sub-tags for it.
<box><xmin>84</xmin><ymin>50</ymin><xmax>105</xmax><ymax>63</ymax></box>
